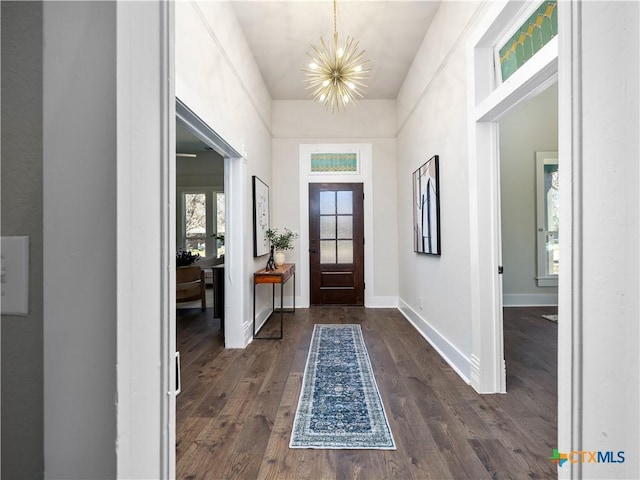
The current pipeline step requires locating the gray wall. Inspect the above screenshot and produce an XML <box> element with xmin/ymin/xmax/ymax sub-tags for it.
<box><xmin>1</xmin><ymin>2</ymin><xmax>45</xmax><ymax>478</ymax></box>
<box><xmin>42</xmin><ymin>2</ymin><xmax>117</xmax><ymax>477</ymax></box>
<box><xmin>176</xmin><ymin>151</ymin><xmax>224</xmax><ymax>188</ymax></box>
<box><xmin>499</xmin><ymin>84</ymin><xmax>558</xmax><ymax>305</ymax></box>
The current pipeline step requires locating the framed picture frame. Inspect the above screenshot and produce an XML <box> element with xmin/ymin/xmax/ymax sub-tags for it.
<box><xmin>252</xmin><ymin>176</ymin><xmax>270</xmax><ymax>257</ymax></box>
<box><xmin>413</xmin><ymin>155</ymin><xmax>441</xmax><ymax>255</ymax></box>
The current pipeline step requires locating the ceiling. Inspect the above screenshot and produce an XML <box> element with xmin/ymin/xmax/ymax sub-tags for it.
<box><xmin>177</xmin><ymin>1</ymin><xmax>440</xmax><ymax>152</ymax></box>
<box><xmin>230</xmin><ymin>1</ymin><xmax>441</xmax><ymax>100</ymax></box>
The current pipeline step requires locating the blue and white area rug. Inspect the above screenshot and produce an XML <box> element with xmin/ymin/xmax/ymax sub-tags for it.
<box><xmin>290</xmin><ymin>324</ymin><xmax>396</xmax><ymax>450</ymax></box>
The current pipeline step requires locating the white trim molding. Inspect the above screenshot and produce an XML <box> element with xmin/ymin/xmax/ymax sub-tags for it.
<box><xmin>557</xmin><ymin>1</ymin><xmax>582</xmax><ymax>477</ymax></box>
<box><xmin>367</xmin><ymin>296</ymin><xmax>399</xmax><ymax>309</ymax></box>
<box><xmin>398</xmin><ymin>299</ymin><xmax>471</xmax><ymax>385</ymax></box>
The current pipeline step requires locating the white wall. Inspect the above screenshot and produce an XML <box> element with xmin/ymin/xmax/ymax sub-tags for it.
<box><xmin>572</xmin><ymin>2</ymin><xmax>639</xmax><ymax>477</ymax></box>
<box><xmin>175</xmin><ymin>2</ymin><xmax>273</xmax><ymax>346</ymax></box>
<box><xmin>499</xmin><ymin>84</ymin><xmax>558</xmax><ymax>306</ymax></box>
<box><xmin>271</xmin><ymin>100</ymin><xmax>399</xmax><ymax>306</ymax></box>
<box><xmin>395</xmin><ymin>1</ymin><xmax>484</xmax><ymax>381</ymax></box>
<box><xmin>43</xmin><ymin>2</ymin><xmax>117</xmax><ymax>477</ymax></box>
<box><xmin>175</xmin><ymin>2</ymin><xmax>271</xmax><ymax>154</ymax></box>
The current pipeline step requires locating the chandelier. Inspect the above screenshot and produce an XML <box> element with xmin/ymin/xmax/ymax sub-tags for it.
<box><xmin>303</xmin><ymin>0</ymin><xmax>370</xmax><ymax>112</ymax></box>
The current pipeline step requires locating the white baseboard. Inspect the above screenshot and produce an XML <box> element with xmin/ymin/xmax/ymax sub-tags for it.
<box><xmin>286</xmin><ymin>296</ymin><xmax>398</xmax><ymax>309</ymax></box>
<box><xmin>366</xmin><ymin>296</ymin><xmax>398</xmax><ymax>308</ymax></box>
<box><xmin>397</xmin><ymin>299</ymin><xmax>471</xmax><ymax>384</ymax></box>
<box><xmin>251</xmin><ymin>305</ymin><xmax>273</xmax><ymax>340</ymax></box>
<box><xmin>503</xmin><ymin>293</ymin><xmax>558</xmax><ymax>307</ymax></box>
<box><xmin>243</xmin><ymin>322</ymin><xmax>253</xmax><ymax>345</ymax></box>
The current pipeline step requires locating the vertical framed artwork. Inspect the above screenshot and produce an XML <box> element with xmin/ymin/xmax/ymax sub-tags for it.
<box><xmin>252</xmin><ymin>176</ymin><xmax>270</xmax><ymax>257</ymax></box>
<box><xmin>413</xmin><ymin>155</ymin><xmax>441</xmax><ymax>255</ymax></box>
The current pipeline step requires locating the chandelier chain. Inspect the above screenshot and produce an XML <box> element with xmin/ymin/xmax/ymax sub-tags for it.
<box><xmin>333</xmin><ymin>0</ymin><xmax>337</xmax><ymax>40</ymax></box>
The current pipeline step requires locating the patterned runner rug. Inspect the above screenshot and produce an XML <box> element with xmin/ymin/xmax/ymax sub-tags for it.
<box><xmin>290</xmin><ymin>324</ymin><xmax>396</xmax><ymax>449</ymax></box>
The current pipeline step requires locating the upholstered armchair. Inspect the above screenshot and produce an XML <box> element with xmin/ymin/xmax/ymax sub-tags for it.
<box><xmin>176</xmin><ymin>265</ymin><xmax>206</xmax><ymax>310</ymax></box>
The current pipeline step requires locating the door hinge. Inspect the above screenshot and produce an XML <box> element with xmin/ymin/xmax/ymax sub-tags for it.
<box><xmin>498</xmin><ymin>265</ymin><xmax>504</xmax><ymax>274</ymax></box>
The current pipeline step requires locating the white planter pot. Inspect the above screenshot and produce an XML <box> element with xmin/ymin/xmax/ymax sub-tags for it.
<box><xmin>274</xmin><ymin>250</ymin><xmax>286</xmax><ymax>266</ymax></box>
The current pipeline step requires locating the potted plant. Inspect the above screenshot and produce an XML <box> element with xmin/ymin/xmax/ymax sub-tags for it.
<box><xmin>266</xmin><ymin>228</ymin><xmax>299</xmax><ymax>266</ymax></box>
<box><xmin>176</xmin><ymin>249</ymin><xmax>201</xmax><ymax>267</ymax></box>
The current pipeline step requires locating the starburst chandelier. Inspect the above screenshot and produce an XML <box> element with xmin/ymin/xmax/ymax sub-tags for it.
<box><xmin>303</xmin><ymin>0</ymin><xmax>370</xmax><ymax>112</ymax></box>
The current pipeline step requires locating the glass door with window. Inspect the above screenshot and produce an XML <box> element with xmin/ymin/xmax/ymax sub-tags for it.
<box><xmin>309</xmin><ymin>183</ymin><xmax>364</xmax><ymax>305</ymax></box>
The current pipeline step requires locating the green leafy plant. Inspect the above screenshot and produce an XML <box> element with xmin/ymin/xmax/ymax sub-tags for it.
<box><xmin>176</xmin><ymin>249</ymin><xmax>201</xmax><ymax>267</ymax></box>
<box><xmin>266</xmin><ymin>228</ymin><xmax>299</xmax><ymax>251</ymax></box>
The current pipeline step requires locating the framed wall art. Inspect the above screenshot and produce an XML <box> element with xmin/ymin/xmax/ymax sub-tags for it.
<box><xmin>413</xmin><ymin>155</ymin><xmax>441</xmax><ymax>255</ymax></box>
<box><xmin>252</xmin><ymin>176</ymin><xmax>270</xmax><ymax>257</ymax></box>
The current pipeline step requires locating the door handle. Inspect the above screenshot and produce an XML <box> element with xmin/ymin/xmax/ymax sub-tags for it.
<box><xmin>175</xmin><ymin>351</ymin><xmax>181</xmax><ymax>395</ymax></box>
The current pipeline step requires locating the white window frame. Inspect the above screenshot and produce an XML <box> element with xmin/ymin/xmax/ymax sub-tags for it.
<box><xmin>535</xmin><ymin>151</ymin><xmax>559</xmax><ymax>286</ymax></box>
<box><xmin>214</xmin><ymin>190</ymin><xmax>225</xmax><ymax>258</ymax></box>
<box><xmin>177</xmin><ymin>186</ymin><xmax>223</xmax><ymax>259</ymax></box>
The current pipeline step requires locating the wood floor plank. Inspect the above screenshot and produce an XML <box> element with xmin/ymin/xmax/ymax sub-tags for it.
<box><xmin>176</xmin><ymin>306</ymin><xmax>558</xmax><ymax>479</ymax></box>
<box><xmin>291</xmin><ymin>450</ymin><xmax>336</xmax><ymax>480</ymax></box>
<box><xmin>178</xmin><ymin>379</ymin><xmax>262</xmax><ymax>479</ymax></box>
<box><xmin>256</xmin><ymin>373</ymin><xmax>303</xmax><ymax>480</ymax></box>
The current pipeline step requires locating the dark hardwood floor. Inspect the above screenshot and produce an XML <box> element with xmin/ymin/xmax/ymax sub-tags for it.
<box><xmin>176</xmin><ymin>306</ymin><xmax>558</xmax><ymax>479</ymax></box>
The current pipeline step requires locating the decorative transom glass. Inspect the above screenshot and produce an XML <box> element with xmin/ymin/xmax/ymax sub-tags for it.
<box><xmin>499</xmin><ymin>1</ymin><xmax>557</xmax><ymax>82</ymax></box>
<box><xmin>311</xmin><ymin>153</ymin><xmax>358</xmax><ymax>173</ymax></box>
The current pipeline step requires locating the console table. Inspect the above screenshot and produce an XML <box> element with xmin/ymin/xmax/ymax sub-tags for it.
<box><xmin>253</xmin><ymin>263</ymin><xmax>295</xmax><ymax>339</ymax></box>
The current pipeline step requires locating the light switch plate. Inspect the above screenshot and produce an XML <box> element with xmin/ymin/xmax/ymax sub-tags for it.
<box><xmin>1</xmin><ymin>236</ymin><xmax>29</xmax><ymax>316</ymax></box>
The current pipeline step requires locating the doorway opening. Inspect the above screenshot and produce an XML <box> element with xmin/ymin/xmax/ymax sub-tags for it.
<box><xmin>499</xmin><ymin>83</ymin><xmax>559</xmax><ymax>309</ymax></box>
<box><xmin>174</xmin><ymin>98</ymin><xmax>245</xmax><ymax>472</ymax></box>
<box><xmin>498</xmin><ymin>83</ymin><xmax>558</xmax><ymax>435</ymax></box>
<box><xmin>467</xmin><ymin>0</ymin><xmax>559</xmax><ymax>394</ymax></box>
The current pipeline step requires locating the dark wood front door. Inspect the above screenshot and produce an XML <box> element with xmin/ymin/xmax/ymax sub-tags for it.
<box><xmin>309</xmin><ymin>183</ymin><xmax>364</xmax><ymax>305</ymax></box>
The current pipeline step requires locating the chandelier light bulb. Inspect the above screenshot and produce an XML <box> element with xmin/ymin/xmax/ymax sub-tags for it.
<box><xmin>302</xmin><ymin>0</ymin><xmax>370</xmax><ymax>112</ymax></box>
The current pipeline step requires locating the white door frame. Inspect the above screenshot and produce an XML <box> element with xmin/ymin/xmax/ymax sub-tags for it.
<box><xmin>298</xmin><ymin>144</ymin><xmax>375</xmax><ymax>308</ymax></box>
<box><xmin>176</xmin><ymin>99</ymin><xmax>245</xmax><ymax>349</ymax></box>
<box><xmin>468</xmin><ymin>3</ymin><xmax>583</xmax><ymax>474</ymax></box>
<box><xmin>116</xmin><ymin>3</ymin><xmax>245</xmax><ymax>473</ymax></box>
<box><xmin>116</xmin><ymin>2</ymin><xmax>175</xmax><ymax>477</ymax></box>
<box><xmin>466</xmin><ymin>0</ymin><xmax>559</xmax><ymax>394</ymax></box>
